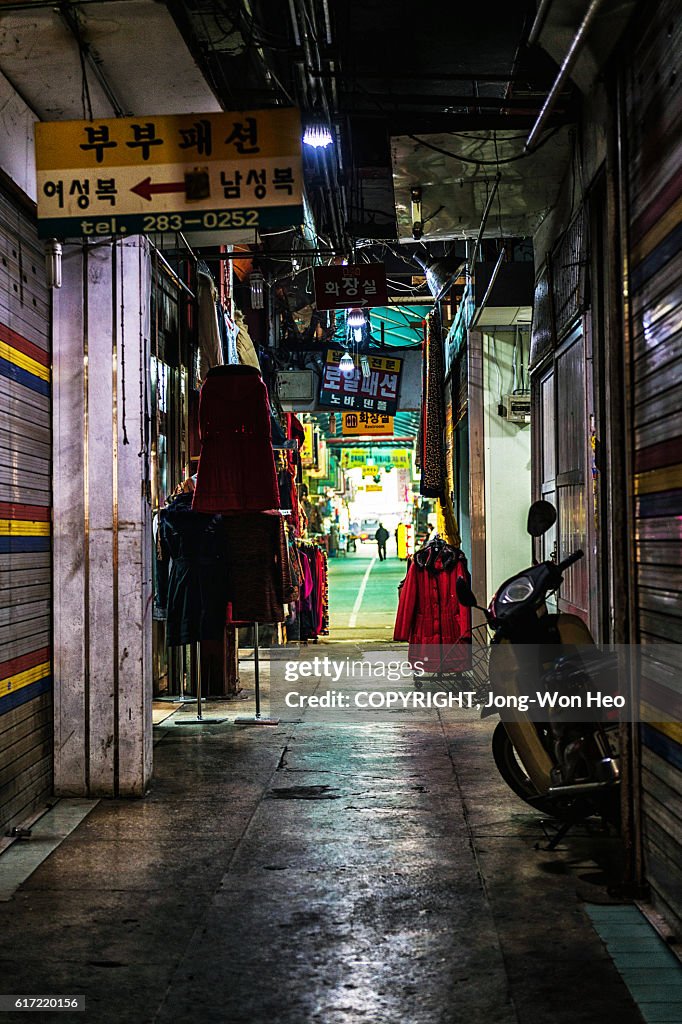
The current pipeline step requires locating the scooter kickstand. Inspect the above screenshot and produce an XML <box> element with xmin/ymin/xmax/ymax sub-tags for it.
<box><xmin>535</xmin><ymin>818</ymin><xmax>573</xmax><ymax>851</ymax></box>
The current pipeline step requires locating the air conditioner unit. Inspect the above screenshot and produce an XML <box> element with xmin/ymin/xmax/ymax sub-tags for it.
<box><xmin>502</xmin><ymin>394</ymin><xmax>531</xmax><ymax>423</ymax></box>
<box><xmin>276</xmin><ymin>370</ymin><xmax>315</xmax><ymax>403</ymax></box>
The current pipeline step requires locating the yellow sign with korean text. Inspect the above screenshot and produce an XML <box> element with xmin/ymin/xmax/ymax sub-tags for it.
<box><xmin>361</xmin><ymin>465</ymin><xmax>379</xmax><ymax>477</ymax></box>
<box><xmin>34</xmin><ymin>109</ymin><xmax>303</xmax><ymax>239</ymax></box>
<box><xmin>365</xmin><ymin>484</ymin><xmax>383</xmax><ymax>491</ymax></box>
<box><xmin>341</xmin><ymin>411</ymin><xmax>395</xmax><ymax>436</ymax></box>
<box><xmin>300</xmin><ymin>422</ymin><xmax>315</xmax><ymax>467</ymax></box>
<box><xmin>340</xmin><ymin>449</ymin><xmax>369</xmax><ymax>468</ymax></box>
<box><xmin>391</xmin><ymin>449</ymin><xmax>411</xmax><ymax>469</ymax></box>
<box><xmin>320</xmin><ymin>350</ymin><xmax>403</xmax><ymax>417</ymax></box>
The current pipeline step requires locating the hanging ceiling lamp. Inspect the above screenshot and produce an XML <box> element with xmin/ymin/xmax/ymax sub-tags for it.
<box><xmin>303</xmin><ymin>120</ymin><xmax>333</xmax><ymax>148</ymax></box>
<box><xmin>339</xmin><ymin>351</ymin><xmax>355</xmax><ymax>375</ymax></box>
<box><xmin>346</xmin><ymin>307</ymin><xmax>365</xmax><ymax>328</ymax></box>
<box><xmin>415</xmin><ymin>251</ymin><xmax>466</xmax><ymax>302</ymax></box>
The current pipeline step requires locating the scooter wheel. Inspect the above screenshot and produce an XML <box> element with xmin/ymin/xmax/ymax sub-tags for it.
<box><xmin>413</xmin><ymin>677</ymin><xmax>423</xmax><ymax>690</ymax></box>
<box><xmin>491</xmin><ymin>722</ymin><xmax>595</xmax><ymax>823</ymax></box>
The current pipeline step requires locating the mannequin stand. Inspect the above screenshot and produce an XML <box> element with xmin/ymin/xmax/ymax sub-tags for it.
<box><xmin>175</xmin><ymin>643</ymin><xmax>228</xmax><ymax>725</ymax></box>
<box><xmin>234</xmin><ymin>622</ymin><xmax>280</xmax><ymax>726</ymax></box>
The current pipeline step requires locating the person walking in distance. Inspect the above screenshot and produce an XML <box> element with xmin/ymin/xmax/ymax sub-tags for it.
<box><xmin>375</xmin><ymin>523</ymin><xmax>389</xmax><ymax>561</ymax></box>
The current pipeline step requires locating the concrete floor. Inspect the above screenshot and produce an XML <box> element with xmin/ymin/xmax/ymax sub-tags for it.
<box><xmin>0</xmin><ymin>645</ymin><xmax>645</xmax><ymax>1024</ymax></box>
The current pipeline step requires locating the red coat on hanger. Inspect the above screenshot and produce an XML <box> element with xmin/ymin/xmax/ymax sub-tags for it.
<box><xmin>394</xmin><ymin>546</ymin><xmax>471</xmax><ymax>672</ymax></box>
<box><xmin>192</xmin><ymin>365</ymin><xmax>279</xmax><ymax>513</ymax></box>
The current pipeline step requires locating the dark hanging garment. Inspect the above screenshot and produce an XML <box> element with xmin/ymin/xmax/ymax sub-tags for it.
<box><xmin>420</xmin><ymin>309</ymin><xmax>446</xmax><ymax>498</ymax></box>
<box><xmin>158</xmin><ymin>493</ymin><xmax>229</xmax><ymax>646</ymax></box>
<box><xmin>192</xmin><ymin>365</ymin><xmax>280</xmax><ymax>513</ymax></box>
<box><xmin>223</xmin><ymin>512</ymin><xmax>294</xmax><ymax>624</ymax></box>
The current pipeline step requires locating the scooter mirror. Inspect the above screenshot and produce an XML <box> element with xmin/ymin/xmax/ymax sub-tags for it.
<box><xmin>456</xmin><ymin>576</ymin><xmax>477</xmax><ymax>608</ymax></box>
<box><xmin>527</xmin><ymin>499</ymin><xmax>557</xmax><ymax>537</ymax></box>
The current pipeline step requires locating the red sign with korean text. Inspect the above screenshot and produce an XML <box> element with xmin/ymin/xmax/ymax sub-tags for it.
<box><xmin>313</xmin><ymin>263</ymin><xmax>388</xmax><ymax>311</ymax></box>
<box><xmin>318</xmin><ymin>349</ymin><xmax>403</xmax><ymax>416</ymax></box>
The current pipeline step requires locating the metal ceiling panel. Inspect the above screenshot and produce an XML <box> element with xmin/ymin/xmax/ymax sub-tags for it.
<box><xmin>391</xmin><ymin>127</ymin><xmax>572</xmax><ymax>243</ymax></box>
<box><xmin>0</xmin><ymin>1</ymin><xmax>221</xmax><ymax>120</ymax></box>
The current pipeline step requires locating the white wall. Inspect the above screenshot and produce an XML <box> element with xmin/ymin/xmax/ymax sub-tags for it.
<box><xmin>483</xmin><ymin>330</ymin><xmax>532</xmax><ymax>601</ymax></box>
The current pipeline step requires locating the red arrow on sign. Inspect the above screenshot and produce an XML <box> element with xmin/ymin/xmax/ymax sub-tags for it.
<box><xmin>130</xmin><ymin>177</ymin><xmax>185</xmax><ymax>202</ymax></box>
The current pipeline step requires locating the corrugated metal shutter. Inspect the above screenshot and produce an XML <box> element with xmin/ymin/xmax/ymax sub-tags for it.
<box><xmin>530</xmin><ymin>214</ymin><xmax>591</xmax><ymax>623</ymax></box>
<box><xmin>555</xmin><ymin>329</ymin><xmax>589</xmax><ymax>617</ymax></box>
<box><xmin>626</xmin><ymin>0</ymin><xmax>682</xmax><ymax>934</ymax></box>
<box><xmin>0</xmin><ymin>191</ymin><xmax>52</xmax><ymax>831</ymax></box>
<box><xmin>529</xmin><ymin>264</ymin><xmax>555</xmax><ymax>371</ymax></box>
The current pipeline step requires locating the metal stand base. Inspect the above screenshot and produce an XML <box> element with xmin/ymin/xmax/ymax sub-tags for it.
<box><xmin>175</xmin><ymin>716</ymin><xmax>228</xmax><ymax>725</ymax></box>
<box><xmin>234</xmin><ymin>717</ymin><xmax>280</xmax><ymax>726</ymax></box>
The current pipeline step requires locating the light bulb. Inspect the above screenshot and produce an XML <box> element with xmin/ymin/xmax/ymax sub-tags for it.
<box><xmin>347</xmin><ymin>308</ymin><xmax>365</xmax><ymax>328</ymax></box>
<box><xmin>45</xmin><ymin>239</ymin><xmax>62</xmax><ymax>289</ymax></box>
<box><xmin>303</xmin><ymin>123</ymin><xmax>333</xmax><ymax>148</ymax></box>
<box><xmin>249</xmin><ymin>269</ymin><xmax>264</xmax><ymax>309</ymax></box>
<box><xmin>353</xmin><ymin>326</ymin><xmax>363</xmax><ymax>343</ymax></box>
<box><xmin>339</xmin><ymin>351</ymin><xmax>355</xmax><ymax>375</ymax></box>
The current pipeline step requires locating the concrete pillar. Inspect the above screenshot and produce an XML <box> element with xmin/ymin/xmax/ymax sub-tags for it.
<box><xmin>53</xmin><ymin>237</ymin><xmax>152</xmax><ymax>797</ymax></box>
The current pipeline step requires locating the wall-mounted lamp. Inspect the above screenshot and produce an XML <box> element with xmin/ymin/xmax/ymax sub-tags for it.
<box><xmin>45</xmin><ymin>239</ymin><xmax>62</xmax><ymax>289</ymax></box>
<box><xmin>410</xmin><ymin>187</ymin><xmax>423</xmax><ymax>240</ymax></box>
<box><xmin>249</xmin><ymin>269</ymin><xmax>264</xmax><ymax>309</ymax></box>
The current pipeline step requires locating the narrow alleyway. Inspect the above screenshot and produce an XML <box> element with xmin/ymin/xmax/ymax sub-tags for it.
<box><xmin>0</xmin><ymin>649</ymin><xmax>645</xmax><ymax>1024</ymax></box>
<box><xmin>328</xmin><ymin>547</ymin><xmax>404</xmax><ymax>640</ymax></box>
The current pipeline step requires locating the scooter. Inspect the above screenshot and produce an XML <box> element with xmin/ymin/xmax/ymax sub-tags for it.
<box><xmin>456</xmin><ymin>500</ymin><xmax>621</xmax><ymax>833</ymax></box>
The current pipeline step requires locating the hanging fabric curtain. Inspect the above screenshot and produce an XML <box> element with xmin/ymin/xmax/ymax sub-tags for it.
<box><xmin>419</xmin><ymin>308</ymin><xmax>446</xmax><ymax>497</ymax></box>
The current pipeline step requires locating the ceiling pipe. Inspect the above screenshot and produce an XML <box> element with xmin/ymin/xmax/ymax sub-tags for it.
<box><xmin>303</xmin><ymin>0</ymin><xmax>349</xmax><ymax>225</ymax></box>
<box><xmin>1</xmin><ymin>0</ymin><xmax>134</xmax><ymax>9</ymax></box>
<box><xmin>470</xmin><ymin>248</ymin><xmax>506</xmax><ymax>329</ymax></box>
<box><xmin>527</xmin><ymin>0</ymin><xmax>554</xmax><ymax>48</ymax></box>
<box><xmin>292</xmin><ymin>0</ymin><xmax>347</xmax><ymax>251</ymax></box>
<box><xmin>525</xmin><ymin>0</ymin><xmax>606</xmax><ymax>151</ymax></box>
<box><xmin>468</xmin><ymin>172</ymin><xmax>502</xmax><ymax>277</ymax></box>
<box><xmin>310</xmin><ymin>69</ymin><xmax>551</xmax><ymax>84</ymax></box>
<box><xmin>287</xmin><ymin>0</ymin><xmax>301</xmax><ymax>45</ymax></box>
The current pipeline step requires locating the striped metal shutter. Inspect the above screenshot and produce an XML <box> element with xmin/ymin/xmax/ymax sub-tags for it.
<box><xmin>626</xmin><ymin>0</ymin><xmax>682</xmax><ymax>933</ymax></box>
<box><xmin>0</xmin><ymin>191</ymin><xmax>52</xmax><ymax>831</ymax></box>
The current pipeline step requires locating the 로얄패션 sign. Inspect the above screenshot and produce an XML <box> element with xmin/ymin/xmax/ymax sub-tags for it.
<box><xmin>319</xmin><ymin>349</ymin><xmax>403</xmax><ymax>416</ymax></box>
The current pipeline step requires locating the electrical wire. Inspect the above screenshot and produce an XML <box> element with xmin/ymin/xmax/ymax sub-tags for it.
<box><xmin>407</xmin><ymin>125</ymin><xmax>563</xmax><ymax>165</ymax></box>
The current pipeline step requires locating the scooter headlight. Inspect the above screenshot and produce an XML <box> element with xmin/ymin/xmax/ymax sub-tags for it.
<box><xmin>498</xmin><ymin>576</ymin><xmax>535</xmax><ymax>604</ymax></box>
